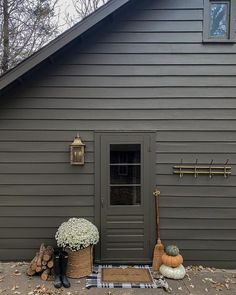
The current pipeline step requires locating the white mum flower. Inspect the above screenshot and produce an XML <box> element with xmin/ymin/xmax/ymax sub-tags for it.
<box><xmin>55</xmin><ymin>218</ymin><xmax>99</xmax><ymax>251</ymax></box>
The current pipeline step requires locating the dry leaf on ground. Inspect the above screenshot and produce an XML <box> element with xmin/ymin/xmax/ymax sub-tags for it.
<box><xmin>10</xmin><ymin>264</ymin><xmax>17</xmax><ymax>268</ymax></box>
<box><xmin>11</xmin><ymin>285</ymin><xmax>19</xmax><ymax>291</ymax></box>
<box><xmin>177</xmin><ymin>287</ymin><xmax>183</xmax><ymax>291</ymax></box>
<box><xmin>0</xmin><ymin>277</ymin><xmax>5</xmax><ymax>283</ymax></box>
<box><xmin>204</xmin><ymin>277</ymin><xmax>217</xmax><ymax>284</ymax></box>
<box><xmin>189</xmin><ymin>284</ymin><xmax>195</xmax><ymax>288</ymax></box>
<box><xmin>186</xmin><ymin>265</ymin><xmax>216</xmax><ymax>273</ymax></box>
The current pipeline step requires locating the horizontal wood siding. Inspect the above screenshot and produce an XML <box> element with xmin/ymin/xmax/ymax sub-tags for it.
<box><xmin>0</xmin><ymin>0</ymin><xmax>236</xmax><ymax>267</ymax></box>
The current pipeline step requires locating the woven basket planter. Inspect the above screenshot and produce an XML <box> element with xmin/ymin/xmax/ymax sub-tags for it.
<box><xmin>66</xmin><ymin>246</ymin><xmax>93</xmax><ymax>278</ymax></box>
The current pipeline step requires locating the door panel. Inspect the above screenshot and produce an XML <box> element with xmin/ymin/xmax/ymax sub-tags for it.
<box><xmin>99</xmin><ymin>133</ymin><xmax>154</xmax><ymax>263</ymax></box>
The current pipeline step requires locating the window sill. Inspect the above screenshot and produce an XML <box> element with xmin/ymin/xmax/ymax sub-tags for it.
<box><xmin>203</xmin><ymin>39</ymin><xmax>235</xmax><ymax>44</ymax></box>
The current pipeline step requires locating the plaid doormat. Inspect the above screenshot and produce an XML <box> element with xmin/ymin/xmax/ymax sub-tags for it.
<box><xmin>86</xmin><ymin>265</ymin><xmax>169</xmax><ymax>290</ymax></box>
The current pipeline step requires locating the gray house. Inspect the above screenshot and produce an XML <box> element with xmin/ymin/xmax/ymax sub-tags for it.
<box><xmin>0</xmin><ymin>0</ymin><xmax>236</xmax><ymax>268</ymax></box>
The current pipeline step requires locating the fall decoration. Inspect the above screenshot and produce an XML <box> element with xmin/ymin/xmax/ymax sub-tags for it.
<box><xmin>159</xmin><ymin>264</ymin><xmax>186</xmax><ymax>280</ymax></box>
<box><xmin>26</xmin><ymin>243</ymin><xmax>54</xmax><ymax>281</ymax></box>
<box><xmin>66</xmin><ymin>246</ymin><xmax>93</xmax><ymax>278</ymax></box>
<box><xmin>160</xmin><ymin>243</ymin><xmax>186</xmax><ymax>280</ymax></box>
<box><xmin>162</xmin><ymin>253</ymin><xmax>183</xmax><ymax>268</ymax></box>
<box><xmin>55</xmin><ymin>218</ymin><xmax>99</xmax><ymax>251</ymax></box>
<box><xmin>55</xmin><ymin>218</ymin><xmax>99</xmax><ymax>278</ymax></box>
<box><xmin>152</xmin><ymin>189</ymin><xmax>164</xmax><ymax>271</ymax></box>
<box><xmin>165</xmin><ymin>245</ymin><xmax>180</xmax><ymax>256</ymax></box>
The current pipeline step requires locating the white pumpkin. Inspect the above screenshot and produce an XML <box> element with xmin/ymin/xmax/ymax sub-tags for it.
<box><xmin>159</xmin><ymin>264</ymin><xmax>186</xmax><ymax>280</ymax></box>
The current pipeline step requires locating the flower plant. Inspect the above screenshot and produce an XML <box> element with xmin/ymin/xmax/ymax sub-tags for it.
<box><xmin>55</xmin><ymin>218</ymin><xmax>99</xmax><ymax>251</ymax></box>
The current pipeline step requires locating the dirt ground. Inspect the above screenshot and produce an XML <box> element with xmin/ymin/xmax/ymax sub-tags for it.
<box><xmin>0</xmin><ymin>262</ymin><xmax>236</xmax><ymax>295</ymax></box>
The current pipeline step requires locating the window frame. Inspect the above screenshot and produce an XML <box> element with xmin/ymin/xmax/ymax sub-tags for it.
<box><xmin>203</xmin><ymin>0</ymin><xmax>235</xmax><ymax>42</ymax></box>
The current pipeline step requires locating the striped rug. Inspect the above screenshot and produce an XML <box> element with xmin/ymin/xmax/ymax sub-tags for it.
<box><xmin>86</xmin><ymin>265</ymin><xmax>169</xmax><ymax>290</ymax></box>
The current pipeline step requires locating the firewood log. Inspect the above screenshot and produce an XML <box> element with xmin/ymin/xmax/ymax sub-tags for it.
<box><xmin>26</xmin><ymin>244</ymin><xmax>55</xmax><ymax>280</ymax></box>
<box><xmin>28</xmin><ymin>253</ymin><xmax>39</xmax><ymax>272</ymax></box>
<box><xmin>36</xmin><ymin>265</ymin><xmax>42</xmax><ymax>273</ymax></box>
<box><xmin>41</xmin><ymin>269</ymin><xmax>51</xmax><ymax>281</ymax></box>
<box><xmin>43</xmin><ymin>246</ymin><xmax>54</xmax><ymax>262</ymax></box>
<box><xmin>47</xmin><ymin>259</ymin><xmax>53</xmax><ymax>269</ymax></box>
<box><xmin>26</xmin><ymin>267</ymin><xmax>36</xmax><ymax>276</ymax></box>
<box><xmin>36</xmin><ymin>243</ymin><xmax>46</xmax><ymax>266</ymax></box>
<box><xmin>31</xmin><ymin>261</ymin><xmax>37</xmax><ymax>271</ymax></box>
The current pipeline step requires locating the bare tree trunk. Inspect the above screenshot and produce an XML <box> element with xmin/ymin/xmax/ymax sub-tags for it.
<box><xmin>2</xmin><ymin>0</ymin><xmax>9</xmax><ymax>73</ymax></box>
<box><xmin>0</xmin><ymin>0</ymin><xmax>59</xmax><ymax>74</ymax></box>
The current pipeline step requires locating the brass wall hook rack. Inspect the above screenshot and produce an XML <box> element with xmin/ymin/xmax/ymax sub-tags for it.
<box><xmin>173</xmin><ymin>159</ymin><xmax>231</xmax><ymax>178</ymax></box>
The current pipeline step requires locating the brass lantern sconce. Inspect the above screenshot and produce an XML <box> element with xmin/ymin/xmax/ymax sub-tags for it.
<box><xmin>70</xmin><ymin>134</ymin><xmax>85</xmax><ymax>165</ymax></box>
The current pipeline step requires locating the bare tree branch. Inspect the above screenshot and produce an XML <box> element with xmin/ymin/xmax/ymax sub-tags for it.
<box><xmin>0</xmin><ymin>0</ymin><xmax>59</xmax><ymax>74</ymax></box>
<box><xmin>65</xmin><ymin>0</ymin><xmax>108</xmax><ymax>27</ymax></box>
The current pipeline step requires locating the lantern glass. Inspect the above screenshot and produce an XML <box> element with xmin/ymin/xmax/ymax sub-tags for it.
<box><xmin>71</xmin><ymin>146</ymin><xmax>84</xmax><ymax>165</ymax></box>
<box><xmin>70</xmin><ymin>135</ymin><xmax>85</xmax><ymax>165</ymax></box>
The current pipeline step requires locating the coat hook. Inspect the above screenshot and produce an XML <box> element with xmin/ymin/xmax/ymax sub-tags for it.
<box><xmin>209</xmin><ymin>159</ymin><xmax>213</xmax><ymax>178</ymax></box>
<box><xmin>180</xmin><ymin>158</ymin><xmax>183</xmax><ymax>178</ymax></box>
<box><xmin>194</xmin><ymin>159</ymin><xmax>198</xmax><ymax>178</ymax></box>
<box><xmin>224</xmin><ymin>159</ymin><xmax>229</xmax><ymax>178</ymax></box>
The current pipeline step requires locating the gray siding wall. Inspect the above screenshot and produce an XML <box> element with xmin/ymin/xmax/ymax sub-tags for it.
<box><xmin>0</xmin><ymin>0</ymin><xmax>236</xmax><ymax>267</ymax></box>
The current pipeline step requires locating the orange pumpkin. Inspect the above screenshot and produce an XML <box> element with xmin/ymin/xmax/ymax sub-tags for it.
<box><xmin>162</xmin><ymin>253</ymin><xmax>183</xmax><ymax>267</ymax></box>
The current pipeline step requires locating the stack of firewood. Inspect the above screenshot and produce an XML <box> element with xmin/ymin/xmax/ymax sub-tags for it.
<box><xmin>27</xmin><ymin>243</ymin><xmax>54</xmax><ymax>281</ymax></box>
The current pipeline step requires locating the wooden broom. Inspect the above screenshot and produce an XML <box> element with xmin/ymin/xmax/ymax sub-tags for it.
<box><xmin>152</xmin><ymin>189</ymin><xmax>164</xmax><ymax>271</ymax></box>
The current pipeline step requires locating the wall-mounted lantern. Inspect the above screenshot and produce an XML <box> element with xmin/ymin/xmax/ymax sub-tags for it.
<box><xmin>70</xmin><ymin>134</ymin><xmax>85</xmax><ymax>165</ymax></box>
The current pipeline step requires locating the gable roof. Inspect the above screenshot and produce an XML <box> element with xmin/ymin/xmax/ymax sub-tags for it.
<box><xmin>0</xmin><ymin>0</ymin><xmax>133</xmax><ymax>92</ymax></box>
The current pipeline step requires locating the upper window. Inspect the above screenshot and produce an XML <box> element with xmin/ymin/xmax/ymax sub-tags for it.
<box><xmin>203</xmin><ymin>0</ymin><xmax>235</xmax><ymax>42</ymax></box>
<box><xmin>210</xmin><ymin>2</ymin><xmax>229</xmax><ymax>37</ymax></box>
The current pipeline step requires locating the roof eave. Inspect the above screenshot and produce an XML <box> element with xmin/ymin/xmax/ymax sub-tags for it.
<box><xmin>0</xmin><ymin>0</ymin><xmax>131</xmax><ymax>92</ymax></box>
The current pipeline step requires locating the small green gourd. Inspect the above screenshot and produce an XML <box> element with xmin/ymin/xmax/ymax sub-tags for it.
<box><xmin>165</xmin><ymin>245</ymin><xmax>179</xmax><ymax>257</ymax></box>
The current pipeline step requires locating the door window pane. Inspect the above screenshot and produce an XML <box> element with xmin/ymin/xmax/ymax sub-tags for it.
<box><xmin>110</xmin><ymin>165</ymin><xmax>140</xmax><ymax>184</ymax></box>
<box><xmin>110</xmin><ymin>144</ymin><xmax>141</xmax><ymax>206</ymax></box>
<box><xmin>110</xmin><ymin>186</ymin><xmax>141</xmax><ymax>205</ymax></box>
<box><xmin>210</xmin><ymin>3</ymin><xmax>229</xmax><ymax>38</ymax></box>
<box><xmin>110</xmin><ymin>144</ymin><xmax>140</xmax><ymax>164</ymax></box>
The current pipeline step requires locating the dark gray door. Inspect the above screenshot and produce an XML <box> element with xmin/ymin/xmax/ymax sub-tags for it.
<box><xmin>99</xmin><ymin>133</ymin><xmax>155</xmax><ymax>263</ymax></box>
